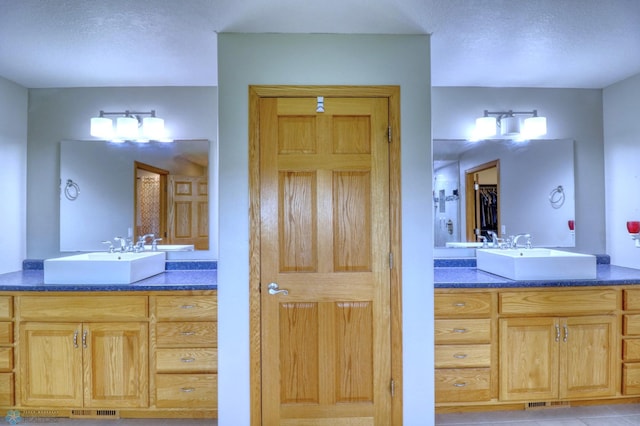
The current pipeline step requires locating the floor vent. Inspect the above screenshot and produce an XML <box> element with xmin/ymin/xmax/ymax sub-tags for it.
<box><xmin>526</xmin><ymin>401</ymin><xmax>570</xmax><ymax>410</ymax></box>
<box><xmin>70</xmin><ymin>409</ymin><xmax>119</xmax><ymax>418</ymax></box>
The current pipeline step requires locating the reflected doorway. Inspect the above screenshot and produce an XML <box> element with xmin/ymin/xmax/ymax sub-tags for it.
<box><xmin>134</xmin><ymin>161</ymin><xmax>168</xmax><ymax>244</ymax></box>
<box><xmin>465</xmin><ymin>160</ymin><xmax>500</xmax><ymax>243</ymax></box>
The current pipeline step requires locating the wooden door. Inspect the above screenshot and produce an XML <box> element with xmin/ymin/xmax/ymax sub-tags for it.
<box><xmin>20</xmin><ymin>322</ymin><xmax>83</xmax><ymax>407</ymax></box>
<box><xmin>561</xmin><ymin>315</ymin><xmax>616</xmax><ymax>399</ymax></box>
<box><xmin>168</xmin><ymin>175</ymin><xmax>209</xmax><ymax>250</ymax></box>
<box><xmin>499</xmin><ymin>317</ymin><xmax>559</xmax><ymax>401</ymax></box>
<box><xmin>84</xmin><ymin>322</ymin><xmax>148</xmax><ymax>408</ymax></box>
<box><xmin>259</xmin><ymin>95</ymin><xmax>392</xmax><ymax>425</ymax></box>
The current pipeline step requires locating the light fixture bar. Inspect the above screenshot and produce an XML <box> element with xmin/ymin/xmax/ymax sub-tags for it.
<box><xmin>473</xmin><ymin>109</ymin><xmax>547</xmax><ymax>140</ymax></box>
<box><xmin>90</xmin><ymin>110</ymin><xmax>169</xmax><ymax>142</ymax></box>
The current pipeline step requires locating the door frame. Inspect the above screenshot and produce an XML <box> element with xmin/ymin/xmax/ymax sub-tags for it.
<box><xmin>248</xmin><ymin>85</ymin><xmax>403</xmax><ymax>426</ymax></box>
<box><xmin>464</xmin><ymin>160</ymin><xmax>500</xmax><ymax>242</ymax></box>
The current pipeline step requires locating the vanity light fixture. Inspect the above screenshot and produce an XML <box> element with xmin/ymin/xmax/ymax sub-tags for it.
<box><xmin>90</xmin><ymin>110</ymin><xmax>172</xmax><ymax>143</ymax></box>
<box><xmin>473</xmin><ymin>109</ymin><xmax>547</xmax><ymax>140</ymax></box>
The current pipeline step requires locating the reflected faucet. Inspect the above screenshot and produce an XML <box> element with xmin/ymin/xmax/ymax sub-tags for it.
<box><xmin>512</xmin><ymin>233</ymin><xmax>532</xmax><ymax>249</ymax></box>
<box><xmin>487</xmin><ymin>231</ymin><xmax>499</xmax><ymax>247</ymax></box>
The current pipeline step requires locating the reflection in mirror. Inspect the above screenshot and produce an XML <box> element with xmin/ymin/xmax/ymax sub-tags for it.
<box><xmin>434</xmin><ymin>139</ymin><xmax>575</xmax><ymax>251</ymax></box>
<box><xmin>60</xmin><ymin>139</ymin><xmax>209</xmax><ymax>252</ymax></box>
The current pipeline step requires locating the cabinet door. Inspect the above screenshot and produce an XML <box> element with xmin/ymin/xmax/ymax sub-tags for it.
<box><xmin>20</xmin><ymin>322</ymin><xmax>83</xmax><ymax>407</ymax></box>
<box><xmin>499</xmin><ymin>317</ymin><xmax>559</xmax><ymax>401</ymax></box>
<box><xmin>83</xmin><ymin>322</ymin><xmax>148</xmax><ymax>408</ymax></box>
<box><xmin>561</xmin><ymin>315</ymin><xmax>616</xmax><ymax>399</ymax></box>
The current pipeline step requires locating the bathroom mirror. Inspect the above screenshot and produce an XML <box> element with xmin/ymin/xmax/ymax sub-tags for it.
<box><xmin>60</xmin><ymin>139</ymin><xmax>210</xmax><ymax>253</ymax></box>
<box><xmin>434</xmin><ymin>138</ymin><xmax>575</xmax><ymax>251</ymax></box>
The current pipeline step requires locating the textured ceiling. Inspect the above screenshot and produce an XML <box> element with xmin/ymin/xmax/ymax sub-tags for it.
<box><xmin>1</xmin><ymin>0</ymin><xmax>639</xmax><ymax>88</ymax></box>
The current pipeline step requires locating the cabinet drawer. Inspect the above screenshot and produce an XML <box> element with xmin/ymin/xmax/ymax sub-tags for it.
<box><xmin>156</xmin><ymin>322</ymin><xmax>217</xmax><ymax>347</ymax></box>
<box><xmin>624</xmin><ymin>289</ymin><xmax>640</xmax><ymax>310</ymax></box>
<box><xmin>156</xmin><ymin>374</ymin><xmax>217</xmax><ymax>408</ymax></box>
<box><xmin>435</xmin><ymin>344</ymin><xmax>490</xmax><ymax>368</ymax></box>
<box><xmin>18</xmin><ymin>295</ymin><xmax>147</xmax><ymax>320</ymax></box>
<box><xmin>0</xmin><ymin>348</ymin><xmax>13</xmax><ymax>371</ymax></box>
<box><xmin>0</xmin><ymin>373</ymin><xmax>13</xmax><ymax>406</ymax></box>
<box><xmin>0</xmin><ymin>323</ymin><xmax>12</xmax><ymax>344</ymax></box>
<box><xmin>0</xmin><ymin>297</ymin><xmax>12</xmax><ymax>320</ymax></box>
<box><xmin>625</xmin><ymin>315</ymin><xmax>640</xmax><ymax>335</ymax></box>
<box><xmin>623</xmin><ymin>364</ymin><xmax>640</xmax><ymax>395</ymax></box>
<box><xmin>624</xmin><ymin>340</ymin><xmax>640</xmax><ymax>361</ymax></box>
<box><xmin>155</xmin><ymin>296</ymin><xmax>216</xmax><ymax>321</ymax></box>
<box><xmin>499</xmin><ymin>290</ymin><xmax>617</xmax><ymax>315</ymax></box>
<box><xmin>156</xmin><ymin>349</ymin><xmax>217</xmax><ymax>373</ymax></box>
<box><xmin>435</xmin><ymin>368</ymin><xmax>490</xmax><ymax>403</ymax></box>
<box><xmin>435</xmin><ymin>319</ymin><xmax>491</xmax><ymax>344</ymax></box>
<box><xmin>435</xmin><ymin>293</ymin><xmax>491</xmax><ymax>318</ymax></box>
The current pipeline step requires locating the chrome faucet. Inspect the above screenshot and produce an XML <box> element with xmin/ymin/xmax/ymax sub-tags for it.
<box><xmin>136</xmin><ymin>233</ymin><xmax>155</xmax><ymax>251</ymax></box>
<box><xmin>512</xmin><ymin>233</ymin><xmax>532</xmax><ymax>248</ymax></box>
<box><xmin>487</xmin><ymin>231</ymin><xmax>499</xmax><ymax>247</ymax></box>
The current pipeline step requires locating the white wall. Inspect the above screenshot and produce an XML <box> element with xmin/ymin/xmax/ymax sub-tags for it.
<box><xmin>0</xmin><ymin>77</ymin><xmax>28</xmax><ymax>273</ymax></box>
<box><xmin>432</xmin><ymin>87</ymin><xmax>605</xmax><ymax>254</ymax></box>
<box><xmin>604</xmin><ymin>73</ymin><xmax>640</xmax><ymax>267</ymax></box>
<box><xmin>218</xmin><ymin>33</ymin><xmax>433</xmax><ymax>425</ymax></box>
<box><xmin>26</xmin><ymin>87</ymin><xmax>218</xmax><ymax>260</ymax></box>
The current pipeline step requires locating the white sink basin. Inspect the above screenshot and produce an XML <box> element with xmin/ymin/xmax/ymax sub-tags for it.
<box><xmin>476</xmin><ymin>248</ymin><xmax>597</xmax><ymax>281</ymax></box>
<box><xmin>143</xmin><ymin>244</ymin><xmax>194</xmax><ymax>252</ymax></box>
<box><xmin>44</xmin><ymin>251</ymin><xmax>166</xmax><ymax>284</ymax></box>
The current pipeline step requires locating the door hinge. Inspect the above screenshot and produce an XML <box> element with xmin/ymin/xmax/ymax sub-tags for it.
<box><xmin>390</xmin><ymin>379</ymin><xmax>396</xmax><ymax>397</ymax></box>
<box><xmin>387</xmin><ymin>126</ymin><xmax>392</xmax><ymax>143</ymax></box>
<box><xmin>389</xmin><ymin>252</ymin><xmax>393</xmax><ymax>269</ymax></box>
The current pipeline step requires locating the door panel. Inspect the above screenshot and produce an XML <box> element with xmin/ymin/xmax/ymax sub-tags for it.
<box><xmin>260</xmin><ymin>96</ymin><xmax>391</xmax><ymax>424</ymax></box>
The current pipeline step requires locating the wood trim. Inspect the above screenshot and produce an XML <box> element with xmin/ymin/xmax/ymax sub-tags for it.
<box><xmin>248</xmin><ymin>85</ymin><xmax>403</xmax><ymax>426</ymax></box>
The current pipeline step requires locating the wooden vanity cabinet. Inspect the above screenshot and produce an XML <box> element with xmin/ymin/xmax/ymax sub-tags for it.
<box><xmin>17</xmin><ymin>295</ymin><xmax>148</xmax><ymax>408</ymax></box>
<box><xmin>434</xmin><ymin>291</ymin><xmax>494</xmax><ymax>403</ymax></box>
<box><xmin>622</xmin><ymin>289</ymin><xmax>640</xmax><ymax>394</ymax></box>
<box><xmin>498</xmin><ymin>289</ymin><xmax>617</xmax><ymax>402</ymax></box>
<box><xmin>0</xmin><ymin>290</ymin><xmax>218</xmax><ymax>419</ymax></box>
<box><xmin>0</xmin><ymin>296</ymin><xmax>14</xmax><ymax>406</ymax></box>
<box><xmin>152</xmin><ymin>294</ymin><xmax>217</xmax><ymax>414</ymax></box>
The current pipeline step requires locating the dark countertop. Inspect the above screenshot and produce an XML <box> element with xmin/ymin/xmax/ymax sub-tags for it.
<box><xmin>0</xmin><ymin>269</ymin><xmax>217</xmax><ymax>292</ymax></box>
<box><xmin>435</xmin><ymin>264</ymin><xmax>640</xmax><ymax>289</ymax></box>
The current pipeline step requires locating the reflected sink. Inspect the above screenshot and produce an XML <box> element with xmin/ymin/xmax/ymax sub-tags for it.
<box><xmin>143</xmin><ymin>244</ymin><xmax>194</xmax><ymax>252</ymax></box>
<box><xmin>476</xmin><ymin>248</ymin><xmax>596</xmax><ymax>281</ymax></box>
<box><xmin>44</xmin><ymin>251</ymin><xmax>166</xmax><ymax>284</ymax></box>
<box><xmin>445</xmin><ymin>242</ymin><xmax>484</xmax><ymax>248</ymax></box>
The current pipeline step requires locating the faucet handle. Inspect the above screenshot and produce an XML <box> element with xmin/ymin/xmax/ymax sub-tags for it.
<box><xmin>101</xmin><ymin>240</ymin><xmax>115</xmax><ymax>253</ymax></box>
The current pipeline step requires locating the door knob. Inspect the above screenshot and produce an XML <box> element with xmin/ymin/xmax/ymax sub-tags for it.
<box><xmin>268</xmin><ymin>282</ymin><xmax>289</xmax><ymax>296</ymax></box>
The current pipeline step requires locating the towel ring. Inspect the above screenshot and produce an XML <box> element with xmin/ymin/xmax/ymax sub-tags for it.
<box><xmin>548</xmin><ymin>185</ymin><xmax>565</xmax><ymax>209</ymax></box>
<box><xmin>64</xmin><ymin>179</ymin><xmax>80</xmax><ymax>201</ymax></box>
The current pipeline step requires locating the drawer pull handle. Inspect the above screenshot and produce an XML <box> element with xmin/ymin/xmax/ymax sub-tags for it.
<box><xmin>453</xmin><ymin>382</ymin><xmax>467</xmax><ymax>387</ymax></box>
<box><xmin>73</xmin><ymin>330</ymin><xmax>79</xmax><ymax>348</ymax></box>
<box><xmin>181</xmin><ymin>387</ymin><xmax>196</xmax><ymax>393</ymax></box>
<box><xmin>181</xmin><ymin>357</ymin><xmax>196</xmax><ymax>363</ymax></box>
<box><xmin>180</xmin><ymin>331</ymin><xmax>196</xmax><ymax>336</ymax></box>
<box><xmin>452</xmin><ymin>328</ymin><xmax>468</xmax><ymax>333</ymax></box>
<box><xmin>453</xmin><ymin>302</ymin><xmax>466</xmax><ymax>307</ymax></box>
<box><xmin>453</xmin><ymin>353</ymin><xmax>468</xmax><ymax>359</ymax></box>
<box><xmin>181</xmin><ymin>305</ymin><xmax>196</xmax><ymax>309</ymax></box>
